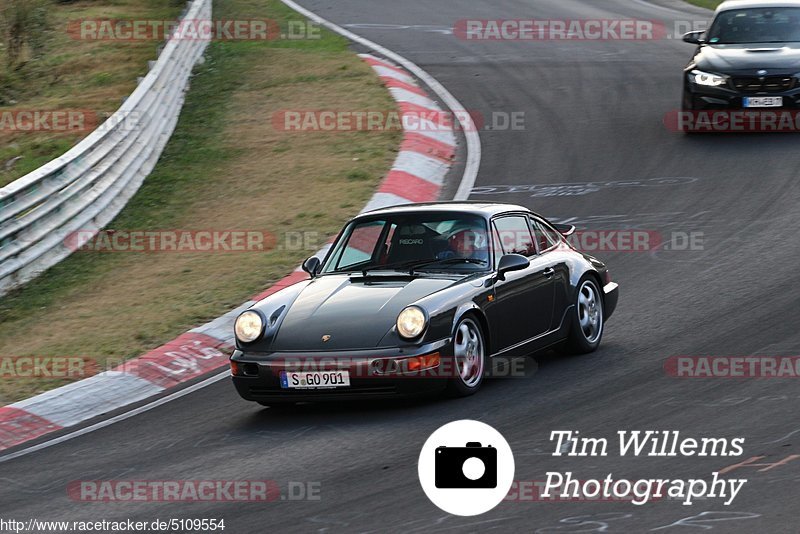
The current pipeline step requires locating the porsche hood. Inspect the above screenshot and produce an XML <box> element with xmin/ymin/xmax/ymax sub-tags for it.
<box><xmin>249</xmin><ymin>274</ymin><xmax>457</xmax><ymax>351</ymax></box>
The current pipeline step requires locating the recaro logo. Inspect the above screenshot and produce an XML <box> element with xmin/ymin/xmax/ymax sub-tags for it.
<box><xmin>399</xmin><ymin>239</ymin><xmax>424</xmax><ymax>245</ymax></box>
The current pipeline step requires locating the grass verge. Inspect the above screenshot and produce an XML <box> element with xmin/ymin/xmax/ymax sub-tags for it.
<box><xmin>0</xmin><ymin>0</ymin><xmax>183</xmax><ymax>187</ymax></box>
<box><xmin>0</xmin><ymin>0</ymin><xmax>400</xmax><ymax>403</ymax></box>
<box><xmin>684</xmin><ymin>0</ymin><xmax>721</xmax><ymax>9</ymax></box>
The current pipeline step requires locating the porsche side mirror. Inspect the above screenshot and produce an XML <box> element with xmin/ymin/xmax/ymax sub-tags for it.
<box><xmin>302</xmin><ymin>256</ymin><xmax>321</xmax><ymax>278</ymax></box>
<box><xmin>553</xmin><ymin>223</ymin><xmax>576</xmax><ymax>238</ymax></box>
<box><xmin>682</xmin><ymin>31</ymin><xmax>705</xmax><ymax>45</ymax></box>
<box><xmin>497</xmin><ymin>254</ymin><xmax>530</xmax><ymax>281</ymax></box>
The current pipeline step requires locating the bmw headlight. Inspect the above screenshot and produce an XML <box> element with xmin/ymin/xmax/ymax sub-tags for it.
<box><xmin>396</xmin><ymin>306</ymin><xmax>427</xmax><ymax>339</ymax></box>
<box><xmin>689</xmin><ymin>69</ymin><xmax>728</xmax><ymax>87</ymax></box>
<box><xmin>235</xmin><ymin>310</ymin><xmax>264</xmax><ymax>343</ymax></box>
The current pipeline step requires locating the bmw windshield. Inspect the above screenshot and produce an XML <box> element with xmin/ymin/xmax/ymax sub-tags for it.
<box><xmin>707</xmin><ymin>8</ymin><xmax>800</xmax><ymax>44</ymax></box>
<box><xmin>322</xmin><ymin>213</ymin><xmax>490</xmax><ymax>274</ymax></box>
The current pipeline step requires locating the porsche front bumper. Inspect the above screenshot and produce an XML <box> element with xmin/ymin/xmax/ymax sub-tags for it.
<box><xmin>230</xmin><ymin>338</ymin><xmax>453</xmax><ymax>403</ymax></box>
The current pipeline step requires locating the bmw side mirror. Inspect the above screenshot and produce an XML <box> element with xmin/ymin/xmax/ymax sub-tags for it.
<box><xmin>302</xmin><ymin>256</ymin><xmax>321</xmax><ymax>278</ymax></box>
<box><xmin>496</xmin><ymin>254</ymin><xmax>530</xmax><ymax>282</ymax></box>
<box><xmin>682</xmin><ymin>31</ymin><xmax>705</xmax><ymax>45</ymax></box>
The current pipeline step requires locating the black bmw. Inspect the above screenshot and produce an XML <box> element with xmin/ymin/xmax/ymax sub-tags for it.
<box><xmin>683</xmin><ymin>1</ymin><xmax>800</xmax><ymax>111</ymax></box>
<box><xmin>230</xmin><ymin>203</ymin><xmax>619</xmax><ymax>406</ymax></box>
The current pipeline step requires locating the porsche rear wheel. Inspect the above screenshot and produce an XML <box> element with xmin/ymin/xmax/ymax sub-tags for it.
<box><xmin>446</xmin><ymin>316</ymin><xmax>486</xmax><ymax>397</ymax></box>
<box><xmin>564</xmin><ymin>277</ymin><xmax>604</xmax><ymax>354</ymax></box>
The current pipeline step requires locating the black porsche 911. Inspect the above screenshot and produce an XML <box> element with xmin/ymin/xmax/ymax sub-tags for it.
<box><xmin>230</xmin><ymin>202</ymin><xmax>618</xmax><ymax>405</ymax></box>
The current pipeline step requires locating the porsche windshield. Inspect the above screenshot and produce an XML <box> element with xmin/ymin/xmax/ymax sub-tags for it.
<box><xmin>323</xmin><ymin>213</ymin><xmax>490</xmax><ymax>274</ymax></box>
<box><xmin>707</xmin><ymin>8</ymin><xmax>800</xmax><ymax>44</ymax></box>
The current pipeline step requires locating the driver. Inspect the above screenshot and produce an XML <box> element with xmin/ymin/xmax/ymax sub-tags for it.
<box><xmin>442</xmin><ymin>228</ymin><xmax>490</xmax><ymax>264</ymax></box>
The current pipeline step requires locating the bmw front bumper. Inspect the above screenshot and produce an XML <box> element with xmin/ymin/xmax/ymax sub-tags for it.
<box><xmin>683</xmin><ymin>80</ymin><xmax>800</xmax><ymax>110</ymax></box>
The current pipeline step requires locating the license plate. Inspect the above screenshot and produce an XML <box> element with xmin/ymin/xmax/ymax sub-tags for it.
<box><xmin>280</xmin><ymin>370</ymin><xmax>350</xmax><ymax>389</ymax></box>
<box><xmin>743</xmin><ymin>96</ymin><xmax>783</xmax><ymax>108</ymax></box>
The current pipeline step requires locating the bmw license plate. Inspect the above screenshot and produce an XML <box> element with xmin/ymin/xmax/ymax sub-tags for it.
<box><xmin>280</xmin><ymin>370</ymin><xmax>350</xmax><ymax>389</ymax></box>
<box><xmin>743</xmin><ymin>96</ymin><xmax>783</xmax><ymax>108</ymax></box>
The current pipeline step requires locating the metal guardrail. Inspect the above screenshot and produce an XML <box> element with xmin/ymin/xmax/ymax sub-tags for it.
<box><xmin>0</xmin><ymin>0</ymin><xmax>212</xmax><ymax>296</ymax></box>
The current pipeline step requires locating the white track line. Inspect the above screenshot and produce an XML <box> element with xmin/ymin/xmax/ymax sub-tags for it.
<box><xmin>1</xmin><ymin>0</ymin><xmax>481</xmax><ymax>463</ymax></box>
<box><xmin>0</xmin><ymin>371</ymin><xmax>229</xmax><ymax>464</ymax></box>
<box><xmin>279</xmin><ymin>0</ymin><xmax>481</xmax><ymax>200</ymax></box>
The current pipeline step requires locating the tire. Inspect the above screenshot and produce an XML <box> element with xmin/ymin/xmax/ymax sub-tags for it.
<box><xmin>681</xmin><ymin>90</ymin><xmax>695</xmax><ymax>111</ymax></box>
<box><xmin>564</xmin><ymin>277</ymin><xmax>604</xmax><ymax>354</ymax></box>
<box><xmin>681</xmin><ymin>109</ymin><xmax>697</xmax><ymax>135</ymax></box>
<box><xmin>681</xmin><ymin>92</ymin><xmax>697</xmax><ymax>134</ymax></box>
<box><xmin>446</xmin><ymin>316</ymin><xmax>487</xmax><ymax>397</ymax></box>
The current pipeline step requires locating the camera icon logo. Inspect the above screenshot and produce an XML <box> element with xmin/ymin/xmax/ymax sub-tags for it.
<box><xmin>418</xmin><ymin>420</ymin><xmax>514</xmax><ymax>516</ymax></box>
<box><xmin>435</xmin><ymin>442</ymin><xmax>497</xmax><ymax>489</ymax></box>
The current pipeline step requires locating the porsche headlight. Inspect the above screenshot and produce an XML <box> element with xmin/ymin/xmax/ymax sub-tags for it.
<box><xmin>689</xmin><ymin>69</ymin><xmax>727</xmax><ymax>87</ymax></box>
<box><xmin>235</xmin><ymin>310</ymin><xmax>264</xmax><ymax>343</ymax></box>
<box><xmin>397</xmin><ymin>306</ymin><xmax>427</xmax><ymax>339</ymax></box>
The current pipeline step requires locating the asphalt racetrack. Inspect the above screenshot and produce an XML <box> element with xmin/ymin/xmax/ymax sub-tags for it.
<box><xmin>3</xmin><ymin>0</ymin><xmax>800</xmax><ymax>532</ymax></box>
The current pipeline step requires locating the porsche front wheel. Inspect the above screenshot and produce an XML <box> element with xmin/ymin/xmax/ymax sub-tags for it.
<box><xmin>446</xmin><ymin>317</ymin><xmax>486</xmax><ymax>397</ymax></box>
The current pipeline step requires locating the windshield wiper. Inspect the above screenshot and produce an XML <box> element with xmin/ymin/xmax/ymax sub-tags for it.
<box><xmin>410</xmin><ymin>257</ymin><xmax>488</xmax><ymax>274</ymax></box>
<box><xmin>357</xmin><ymin>259</ymin><xmax>432</xmax><ymax>276</ymax></box>
<box><xmin>349</xmin><ymin>257</ymin><xmax>488</xmax><ymax>276</ymax></box>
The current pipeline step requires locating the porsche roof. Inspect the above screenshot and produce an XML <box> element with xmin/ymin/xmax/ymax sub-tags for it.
<box><xmin>356</xmin><ymin>202</ymin><xmax>533</xmax><ymax>219</ymax></box>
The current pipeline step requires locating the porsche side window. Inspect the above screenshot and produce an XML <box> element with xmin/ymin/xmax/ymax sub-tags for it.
<box><xmin>494</xmin><ymin>216</ymin><xmax>536</xmax><ymax>257</ymax></box>
<box><xmin>491</xmin><ymin>225</ymin><xmax>504</xmax><ymax>268</ymax></box>
<box><xmin>530</xmin><ymin>218</ymin><xmax>560</xmax><ymax>252</ymax></box>
<box><xmin>335</xmin><ymin>221</ymin><xmax>386</xmax><ymax>270</ymax></box>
